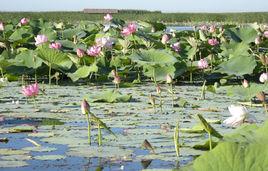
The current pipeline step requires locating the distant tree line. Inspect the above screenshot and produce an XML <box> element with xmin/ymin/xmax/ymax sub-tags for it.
<box><xmin>0</xmin><ymin>11</ymin><xmax>268</xmax><ymax>24</ymax></box>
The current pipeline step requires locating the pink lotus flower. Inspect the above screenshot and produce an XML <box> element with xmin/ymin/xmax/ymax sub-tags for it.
<box><xmin>255</xmin><ymin>37</ymin><xmax>261</xmax><ymax>45</ymax></box>
<box><xmin>200</xmin><ymin>25</ymin><xmax>208</xmax><ymax>31</ymax></box>
<box><xmin>22</xmin><ymin>83</ymin><xmax>39</xmax><ymax>97</ymax></box>
<box><xmin>34</xmin><ymin>35</ymin><xmax>48</xmax><ymax>46</ymax></box>
<box><xmin>20</xmin><ymin>18</ymin><xmax>29</xmax><ymax>25</ymax></box>
<box><xmin>121</xmin><ymin>23</ymin><xmax>137</xmax><ymax>36</ymax></box>
<box><xmin>81</xmin><ymin>99</ymin><xmax>90</xmax><ymax>115</ymax></box>
<box><xmin>259</xmin><ymin>72</ymin><xmax>268</xmax><ymax>83</ymax></box>
<box><xmin>95</xmin><ymin>37</ymin><xmax>114</xmax><ymax>48</ymax></box>
<box><xmin>104</xmin><ymin>14</ymin><xmax>113</xmax><ymax>21</ymax></box>
<box><xmin>263</xmin><ymin>31</ymin><xmax>268</xmax><ymax>38</ymax></box>
<box><xmin>208</xmin><ymin>38</ymin><xmax>219</xmax><ymax>46</ymax></box>
<box><xmin>171</xmin><ymin>42</ymin><xmax>181</xmax><ymax>52</ymax></box>
<box><xmin>76</xmin><ymin>48</ymin><xmax>85</xmax><ymax>58</ymax></box>
<box><xmin>161</xmin><ymin>34</ymin><xmax>170</xmax><ymax>44</ymax></box>
<box><xmin>49</xmin><ymin>42</ymin><xmax>62</xmax><ymax>49</ymax></box>
<box><xmin>0</xmin><ymin>22</ymin><xmax>4</xmax><ymax>31</ymax></box>
<box><xmin>87</xmin><ymin>45</ymin><xmax>102</xmax><ymax>57</ymax></box>
<box><xmin>242</xmin><ymin>79</ymin><xmax>249</xmax><ymax>88</ymax></box>
<box><xmin>198</xmin><ymin>58</ymin><xmax>209</xmax><ymax>69</ymax></box>
<box><xmin>209</xmin><ymin>25</ymin><xmax>216</xmax><ymax>33</ymax></box>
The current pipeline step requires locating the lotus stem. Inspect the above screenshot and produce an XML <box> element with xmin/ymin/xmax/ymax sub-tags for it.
<box><xmin>153</xmin><ymin>67</ymin><xmax>157</xmax><ymax>86</ymax></box>
<box><xmin>208</xmin><ymin>132</ymin><xmax>212</xmax><ymax>150</ymax></box>
<box><xmin>201</xmin><ymin>80</ymin><xmax>206</xmax><ymax>100</ymax></box>
<box><xmin>33</xmin><ymin>96</ymin><xmax>37</xmax><ymax>109</ymax></box>
<box><xmin>170</xmin><ymin>83</ymin><xmax>174</xmax><ymax>107</ymax></box>
<box><xmin>85</xmin><ymin>113</ymin><xmax>91</xmax><ymax>145</ymax></box>
<box><xmin>48</xmin><ymin>63</ymin><xmax>52</xmax><ymax>86</ymax></box>
<box><xmin>174</xmin><ymin>121</ymin><xmax>180</xmax><ymax>158</ymax></box>
<box><xmin>98</xmin><ymin>123</ymin><xmax>102</xmax><ymax>146</ymax></box>
<box><xmin>34</xmin><ymin>71</ymin><xmax>37</xmax><ymax>83</ymax></box>
<box><xmin>0</xmin><ymin>68</ymin><xmax>3</xmax><ymax>77</ymax></box>
<box><xmin>160</xmin><ymin>93</ymin><xmax>163</xmax><ymax>113</ymax></box>
<box><xmin>190</xmin><ymin>61</ymin><xmax>193</xmax><ymax>83</ymax></box>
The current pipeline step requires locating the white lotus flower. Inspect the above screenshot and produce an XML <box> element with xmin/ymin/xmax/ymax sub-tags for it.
<box><xmin>0</xmin><ymin>77</ymin><xmax>8</xmax><ymax>83</ymax></box>
<box><xmin>259</xmin><ymin>73</ymin><xmax>268</xmax><ymax>83</ymax></box>
<box><xmin>223</xmin><ymin>105</ymin><xmax>248</xmax><ymax>127</ymax></box>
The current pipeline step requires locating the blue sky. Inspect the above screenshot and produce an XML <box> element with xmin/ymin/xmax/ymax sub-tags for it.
<box><xmin>1</xmin><ymin>0</ymin><xmax>268</xmax><ymax>12</ymax></box>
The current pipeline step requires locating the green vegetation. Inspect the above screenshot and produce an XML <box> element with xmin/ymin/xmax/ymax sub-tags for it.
<box><xmin>1</xmin><ymin>11</ymin><xmax>268</xmax><ymax>23</ymax></box>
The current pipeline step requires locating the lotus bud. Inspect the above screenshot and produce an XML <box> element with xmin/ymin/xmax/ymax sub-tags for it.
<box><xmin>148</xmin><ymin>94</ymin><xmax>156</xmax><ymax>107</ymax></box>
<box><xmin>76</xmin><ymin>48</ymin><xmax>85</xmax><ymax>58</ymax></box>
<box><xmin>259</xmin><ymin>54</ymin><xmax>268</xmax><ymax>65</ymax></box>
<box><xmin>156</xmin><ymin>85</ymin><xmax>161</xmax><ymax>94</ymax></box>
<box><xmin>111</xmin><ymin>69</ymin><xmax>118</xmax><ymax>77</ymax></box>
<box><xmin>113</xmin><ymin>75</ymin><xmax>121</xmax><ymax>85</ymax></box>
<box><xmin>151</xmin><ymin>27</ymin><xmax>155</xmax><ymax>33</ymax></box>
<box><xmin>166</xmin><ymin>74</ymin><xmax>173</xmax><ymax>84</ymax></box>
<box><xmin>0</xmin><ymin>22</ymin><xmax>4</xmax><ymax>31</ymax></box>
<box><xmin>242</xmin><ymin>79</ymin><xmax>249</xmax><ymax>88</ymax></box>
<box><xmin>73</xmin><ymin>35</ymin><xmax>78</xmax><ymax>44</ymax></box>
<box><xmin>256</xmin><ymin>91</ymin><xmax>266</xmax><ymax>102</ymax></box>
<box><xmin>259</xmin><ymin>73</ymin><xmax>268</xmax><ymax>83</ymax></box>
<box><xmin>255</xmin><ymin>37</ymin><xmax>261</xmax><ymax>45</ymax></box>
<box><xmin>81</xmin><ymin>99</ymin><xmax>90</xmax><ymax>115</ymax></box>
<box><xmin>161</xmin><ymin>34</ymin><xmax>170</xmax><ymax>44</ymax></box>
<box><xmin>20</xmin><ymin>18</ymin><xmax>29</xmax><ymax>25</ymax></box>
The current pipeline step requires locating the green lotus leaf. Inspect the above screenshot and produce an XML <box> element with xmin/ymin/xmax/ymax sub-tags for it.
<box><xmin>68</xmin><ymin>64</ymin><xmax>98</xmax><ymax>82</ymax></box>
<box><xmin>143</xmin><ymin>65</ymin><xmax>176</xmax><ymax>81</ymax></box>
<box><xmin>226</xmin><ymin>27</ymin><xmax>258</xmax><ymax>44</ymax></box>
<box><xmin>217</xmin><ymin>54</ymin><xmax>256</xmax><ymax>76</ymax></box>
<box><xmin>12</xmin><ymin>50</ymin><xmax>43</xmax><ymax>69</ymax></box>
<box><xmin>227</xmin><ymin>83</ymin><xmax>268</xmax><ymax>101</ymax></box>
<box><xmin>9</xmin><ymin>28</ymin><xmax>32</xmax><ymax>42</ymax></box>
<box><xmin>37</xmin><ymin>45</ymin><xmax>73</xmax><ymax>70</ymax></box>
<box><xmin>130</xmin><ymin>49</ymin><xmax>178</xmax><ymax>67</ymax></box>
<box><xmin>192</xmin><ymin>142</ymin><xmax>268</xmax><ymax>171</ymax></box>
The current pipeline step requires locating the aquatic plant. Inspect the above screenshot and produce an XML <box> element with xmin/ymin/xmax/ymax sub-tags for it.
<box><xmin>21</xmin><ymin>82</ymin><xmax>39</xmax><ymax>108</ymax></box>
<box><xmin>81</xmin><ymin>99</ymin><xmax>116</xmax><ymax>145</ymax></box>
<box><xmin>197</xmin><ymin>114</ymin><xmax>223</xmax><ymax>150</ymax></box>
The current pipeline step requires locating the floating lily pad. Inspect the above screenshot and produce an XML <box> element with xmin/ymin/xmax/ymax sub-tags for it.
<box><xmin>0</xmin><ymin>160</ymin><xmax>28</xmax><ymax>168</ymax></box>
<box><xmin>89</xmin><ymin>90</ymin><xmax>132</xmax><ymax>103</ymax></box>
<box><xmin>22</xmin><ymin>146</ymin><xmax>57</xmax><ymax>152</ymax></box>
<box><xmin>0</xmin><ymin>148</ymin><xmax>29</xmax><ymax>155</ymax></box>
<box><xmin>34</xmin><ymin>155</ymin><xmax>66</xmax><ymax>160</ymax></box>
<box><xmin>8</xmin><ymin>125</ymin><xmax>36</xmax><ymax>133</ymax></box>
